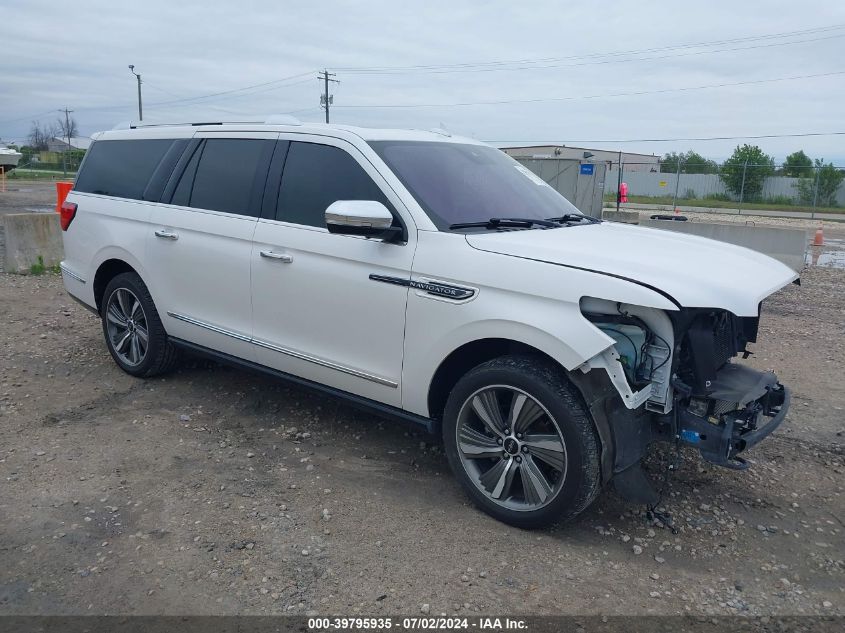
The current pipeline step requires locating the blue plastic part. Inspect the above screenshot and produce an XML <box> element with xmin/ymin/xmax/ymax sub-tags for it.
<box><xmin>681</xmin><ymin>429</ymin><xmax>701</xmax><ymax>444</ymax></box>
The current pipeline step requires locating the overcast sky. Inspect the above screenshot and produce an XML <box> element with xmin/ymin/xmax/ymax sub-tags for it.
<box><xmin>2</xmin><ymin>0</ymin><xmax>844</xmax><ymax>162</ymax></box>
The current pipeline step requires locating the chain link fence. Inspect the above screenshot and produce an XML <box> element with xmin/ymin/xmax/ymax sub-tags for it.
<box><xmin>7</xmin><ymin>150</ymin><xmax>83</xmax><ymax>180</ymax></box>
<box><xmin>603</xmin><ymin>161</ymin><xmax>845</xmax><ymax>215</ymax></box>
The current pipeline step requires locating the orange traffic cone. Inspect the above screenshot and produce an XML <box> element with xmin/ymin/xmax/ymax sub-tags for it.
<box><xmin>813</xmin><ymin>226</ymin><xmax>824</xmax><ymax>246</ymax></box>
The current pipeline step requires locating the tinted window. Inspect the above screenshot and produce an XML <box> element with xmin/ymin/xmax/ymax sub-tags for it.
<box><xmin>369</xmin><ymin>141</ymin><xmax>581</xmax><ymax>230</ymax></box>
<box><xmin>171</xmin><ymin>144</ymin><xmax>202</xmax><ymax>207</ymax></box>
<box><xmin>189</xmin><ymin>139</ymin><xmax>273</xmax><ymax>216</ymax></box>
<box><xmin>277</xmin><ymin>142</ymin><xmax>390</xmax><ymax>227</ymax></box>
<box><xmin>75</xmin><ymin>139</ymin><xmax>175</xmax><ymax>200</ymax></box>
<box><xmin>143</xmin><ymin>139</ymin><xmax>189</xmax><ymax>203</ymax></box>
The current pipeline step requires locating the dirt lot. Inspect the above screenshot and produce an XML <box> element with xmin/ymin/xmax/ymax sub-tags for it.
<box><xmin>0</xmin><ymin>181</ymin><xmax>57</xmax><ymax>217</ymax></box>
<box><xmin>0</xmin><ymin>264</ymin><xmax>842</xmax><ymax>617</ymax></box>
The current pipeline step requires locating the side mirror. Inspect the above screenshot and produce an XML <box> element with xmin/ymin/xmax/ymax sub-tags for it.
<box><xmin>325</xmin><ymin>200</ymin><xmax>402</xmax><ymax>242</ymax></box>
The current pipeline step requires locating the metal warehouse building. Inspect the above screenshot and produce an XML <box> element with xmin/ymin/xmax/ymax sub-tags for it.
<box><xmin>501</xmin><ymin>145</ymin><xmax>660</xmax><ymax>173</ymax></box>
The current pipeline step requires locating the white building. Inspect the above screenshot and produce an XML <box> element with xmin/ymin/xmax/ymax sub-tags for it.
<box><xmin>501</xmin><ymin>145</ymin><xmax>660</xmax><ymax>173</ymax></box>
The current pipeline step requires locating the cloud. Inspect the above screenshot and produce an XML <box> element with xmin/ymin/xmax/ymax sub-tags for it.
<box><xmin>2</xmin><ymin>0</ymin><xmax>844</xmax><ymax>162</ymax></box>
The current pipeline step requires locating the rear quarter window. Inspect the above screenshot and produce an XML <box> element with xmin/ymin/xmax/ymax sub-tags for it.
<box><xmin>74</xmin><ymin>139</ymin><xmax>176</xmax><ymax>200</ymax></box>
<box><xmin>188</xmin><ymin>139</ymin><xmax>273</xmax><ymax>216</ymax></box>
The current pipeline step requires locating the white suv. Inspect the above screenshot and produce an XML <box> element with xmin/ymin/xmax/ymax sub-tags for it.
<box><xmin>60</xmin><ymin>118</ymin><xmax>795</xmax><ymax>528</ymax></box>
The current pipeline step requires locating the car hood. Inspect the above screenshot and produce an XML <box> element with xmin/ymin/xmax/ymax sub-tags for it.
<box><xmin>465</xmin><ymin>222</ymin><xmax>799</xmax><ymax>316</ymax></box>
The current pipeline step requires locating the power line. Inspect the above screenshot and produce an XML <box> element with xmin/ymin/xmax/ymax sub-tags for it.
<box><xmin>335</xmin><ymin>69</ymin><xmax>845</xmax><ymax>109</ymax></box>
<box><xmin>0</xmin><ymin>110</ymin><xmax>60</xmax><ymax>126</ymax></box>
<box><xmin>63</xmin><ymin>75</ymin><xmax>317</xmax><ymax>115</ymax></box>
<box><xmin>343</xmin><ymin>34</ymin><xmax>845</xmax><ymax>76</ymax></box>
<box><xmin>142</xmin><ymin>81</ymin><xmax>185</xmax><ymax>100</ymax></box>
<box><xmin>335</xmin><ymin>24</ymin><xmax>845</xmax><ymax>74</ymax></box>
<box><xmin>143</xmin><ymin>70</ymin><xmax>316</xmax><ymax>107</ymax></box>
<box><xmin>150</xmin><ymin>77</ymin><xmax>317</xmax><ymax>109</ymax></box>
<box><xmin>487</xmin><ymin>131</ymin><xmax>845</xmax><ymax>145</ymax></box>
<box><xmin>284</xmin><ymin>106</ymin><xmax>323</xmax><ymax>116</ymax></box>
<box><xmin>337</xmin><ymin>24</ymin><xmax>845</xmax><ymax>71</ymax></box>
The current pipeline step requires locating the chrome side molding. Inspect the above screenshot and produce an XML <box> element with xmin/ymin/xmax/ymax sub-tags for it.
<box><xmin>250</xmin><ymin>338</ymin><xmax>398</xmax><ymax>387</ymax></box>
<box><xmin>59</xmin><ymin>264</ymin><xmax>86</xmax><ymax>284</ymax></box>
<box><xmin>166</xmin><ymin>312</ymin><xmax>398</xmax><ymax>388</ymax></box>
<box><xmin>167</xmin><ymin>312</ymin><xmax>251</xmax><ymax>342</ymax></box>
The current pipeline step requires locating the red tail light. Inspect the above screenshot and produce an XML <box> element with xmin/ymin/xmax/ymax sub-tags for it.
<box><xmin>60</xmin><ymin>201</ymin><xmax>77</xmax><ymax>231</ymax></box>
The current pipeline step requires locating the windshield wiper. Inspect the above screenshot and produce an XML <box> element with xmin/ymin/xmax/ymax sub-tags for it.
<box><xmin>545</xmin><ymin>213</ymin><xmax>601</xmax><ymax>225</ymax></box>
<box><xmin>449</xmin><ymin>217</ymin><xmax>559</xmax><ymax>230</ymax></box>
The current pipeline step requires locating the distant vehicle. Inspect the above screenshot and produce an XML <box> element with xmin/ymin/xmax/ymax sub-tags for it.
<box><xmin>59</xmin><ymin>118</ymin><xmax>794</xmax><ymax>528</ymax></box>
<box><xmin>0</xmin><ymin>146</ymin><xmax>22</xmax><ymax>171</ymax></box>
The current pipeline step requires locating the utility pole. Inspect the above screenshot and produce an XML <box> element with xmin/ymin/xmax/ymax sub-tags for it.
<box><xmin>615</xmin><ymin>150</ymin><xmax>623</xmax><ymax>213</ymax></box>
<box><xmin>738</xmin><ymin>157</ymin><xmax>749</xmax><ymax>215</ymax></box>
<box><xmin>128</xmin><ymin>65</ymin><xmax>143</xmax><ymax>121</ymax></box>
<box><xmin>671</xmin><ymin>157</ymin><xmax>682</xmax><ymax>212</ymax></box>
<box><xmin>59</xmin><ymin>108</ymin><xmax>74</xmax><ymax>177</ymax></box>
<box><xmin>318</xmin><ymin>69</ymin><xmax>338</xmax><ymax>123</ymax></box>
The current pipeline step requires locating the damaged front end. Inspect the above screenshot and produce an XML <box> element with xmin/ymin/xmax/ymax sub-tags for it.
<box><xmin>573</xmin><ymin>299</ymin><xmax>790</xmax><ymax>506</ymax></box>
<box><xmin>668</xmin><ymin>309</ymin><xmax>790</xmax><ymax>470</ymax></box>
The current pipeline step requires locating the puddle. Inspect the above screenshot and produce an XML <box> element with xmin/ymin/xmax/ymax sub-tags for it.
<box><xmin>806</xmin><ymin>239</ymin><xmax>845</xmax><ymax>269</ymax></box>
<box><xmin>22</xmin><ymin>206</ymin><xmax>55</xmax><ymax>213</ymax></box>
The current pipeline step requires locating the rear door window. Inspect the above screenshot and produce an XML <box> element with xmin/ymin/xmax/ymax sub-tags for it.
<box><xmin>276</xmin><ymin>141</ymin><xmax>392</xmax><ymax>227</ymax></box>
<box><xmin>75</xmin><ymin>139</ymin><xmax>175</xmax><ymax>200</ymax></box>
<box><xmin>187</xmin><ymin>139</ymin><xmax>273</xmax><ymax>217</ymax></box>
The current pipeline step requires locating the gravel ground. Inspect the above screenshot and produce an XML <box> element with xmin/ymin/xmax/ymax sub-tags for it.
<box><xmin>0</xmin><ymin>181</ymin><xmax>57</xmax><ymax>217</ymax></box>
<box><xmin>0</xmin><ymin>181</ymin><xmax>57</xmax><ymax>274</ymax></box>
<box><xmin>0</xmin><ymin>268</ymin><xmax>842</xmax><ymax>617</ymax></box>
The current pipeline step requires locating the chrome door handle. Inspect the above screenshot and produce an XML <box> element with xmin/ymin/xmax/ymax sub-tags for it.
<box><xmin>154</xmin><ymin>229</ymin><xmax>178</xmax><ymax>240</ymax></box>
<box><xmin>260</xmin><ymin>250</ymin><xmax>293</xmax><ymax>263</ymax></box>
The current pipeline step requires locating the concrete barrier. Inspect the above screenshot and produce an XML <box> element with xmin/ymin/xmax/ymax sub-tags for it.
<box><xmin>600</xmin><ymin>208</ymin><xmax>639</xmax><ymax>224</ymax></box>
<box><xmin>640</xmin><ymin>219</ymin><xmax>807</xmax><ymax>271</ymax></box>
<box><xmin>2</xmin><ymin>213</ymin><xmax>64</xmax><ymax>274</ymax></box>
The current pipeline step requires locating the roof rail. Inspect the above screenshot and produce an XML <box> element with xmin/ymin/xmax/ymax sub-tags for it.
<box><xmin>111</xmin><ymin>115</ymin><xmax>302</xmax><ymax>130</ymax></box>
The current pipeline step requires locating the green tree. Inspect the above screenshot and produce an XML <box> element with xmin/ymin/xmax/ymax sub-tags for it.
<box><xmin>794</xmin><ymin>159</ymin><xmax>845</xmax><ymax>207</ymax></box>
<box><xmin>661</xmin><ymin>150</ymin><xmax>718</xmax><ymax>174</ymax></box>
<box><xmin>782</xmin><ymin>150</ymin><xmax>813</xmax><ymax>177</ymax></box>
<box><xmin>19</xmin><ymin>145</ymin><xmax>36</xmax><ymax>164</ymax></box>
<box><xmin>719</xmin><ymin>144</ymin><xmax>775</xmax><ymax>201</ymax></box>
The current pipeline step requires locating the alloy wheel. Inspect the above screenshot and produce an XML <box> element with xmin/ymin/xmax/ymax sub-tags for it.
<box><xmin>456</xmin><ymin>385</ymin><xmax>568</xmax><ymax>511</ymax></box>
<box><xmin>105</xmin><ymin>288</ymin><xmax>148</xmax><ymax>366</ymax></box>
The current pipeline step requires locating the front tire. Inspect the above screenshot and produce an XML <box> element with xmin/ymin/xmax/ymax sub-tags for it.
<box><xmin>101</xmin><ymin>272</ymin><xmax>179</xmax><ymax>377</ymax></box>
<box><xmin>442</xmin><ymin>356</ymin><xmax>601</xmax><ymax>528</ymax></box>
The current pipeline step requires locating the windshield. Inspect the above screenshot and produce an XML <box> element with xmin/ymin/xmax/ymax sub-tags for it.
<box><xmin>368</xmin><ymin>141</ymin><xmax>582</xmax><ymax>230</ymax></box>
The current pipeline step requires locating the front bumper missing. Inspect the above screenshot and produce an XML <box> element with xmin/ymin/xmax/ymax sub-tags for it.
<box><xmin>678</xmin><ymin>364</ymin><xmax>790</xmax><ymax>470</ymax></box>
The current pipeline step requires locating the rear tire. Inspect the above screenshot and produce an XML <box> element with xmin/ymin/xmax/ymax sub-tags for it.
<box><xmin>101</xmin><ymin>272</ymin><xmax>179</xmax><ymax>377</ymax></box>
<box><xmin>442</xmin><ymin>355</ymin><xmax>601</xmax><ymax>528</ymax></box>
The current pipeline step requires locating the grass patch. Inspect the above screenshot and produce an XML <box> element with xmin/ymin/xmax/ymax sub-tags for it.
<box><xmin>602</xmin><ymin>193</ymin><xmax>845</xmax><ymax>214</ymax></box>
<box><xmin>28</xmin><ymin>256</ymin><xmax>61</xmax><ymax>276</ymax></box>
<box><xmin>30</xmin><ymin>256</ymin><xmax>46</xmax><ymax>275</ymax></box>
<box><xmin>8</xmin><ymin>169</ymin><xmax>77</xmax><ymax>181</ymax></box>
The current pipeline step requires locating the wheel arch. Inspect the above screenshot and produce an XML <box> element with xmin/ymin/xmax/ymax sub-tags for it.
<box><xmin>426</xmin><ymin>336</ymin><xmax>618</xmax><ymax>484</ymax></box>
<box><xmin>428</xmin><ymin>338</ymin><xmax>567</xmax><ymax>423</ymax></box>
<box><xmin>93</xmin><ymin>258</ymin><xmax>139</xmax><ymax>313</ymax></box>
